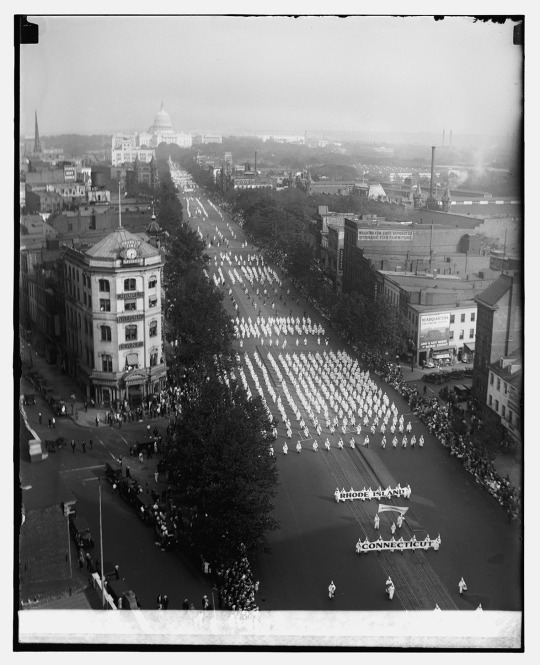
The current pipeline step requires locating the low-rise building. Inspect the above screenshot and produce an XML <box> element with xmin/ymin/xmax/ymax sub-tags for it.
<box><xmin>486</xmin><ymin>351</ymin><xmax>522</xmax><ymax>446</ymax></box>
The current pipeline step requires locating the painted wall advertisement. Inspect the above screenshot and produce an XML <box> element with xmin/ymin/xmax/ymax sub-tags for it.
<box><xmin>419</xmin><ymin>312</ymin><xmax>450</xmax><ymax>349</ymax></box>
<box><xmin>338</xmin><ymin>248</ymin><xmax>344</xmax><ymax>272</ymax></box>
<box><xmin>357</xmin><ymin>228</ymin><xmax>413</xmax><ymax>242</ymax></box>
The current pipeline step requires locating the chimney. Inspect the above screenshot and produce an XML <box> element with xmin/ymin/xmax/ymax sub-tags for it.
<box><xmin>430</xmin><ymin>146</ymin><xmax>436</xmax><ymax>198</ymax></box>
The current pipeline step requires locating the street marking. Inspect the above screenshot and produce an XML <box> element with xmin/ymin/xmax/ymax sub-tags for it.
<box><xmin>63</xmin><ymin>464</ymin><xmax>106</xmax><ymax>473</ymax></box>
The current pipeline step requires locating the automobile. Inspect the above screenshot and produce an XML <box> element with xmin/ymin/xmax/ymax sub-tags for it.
<box><xmin>454</xmin><ymin>384</ymin><xmax>473</xmax><ymax>401</ymax></box>
<box><xmin>105</xmin><ymin>460</ymin><xmax>122</xmax><ymax>485</ymax></box>
<box><xmin>133</xmin><ymin>493</ymin><xmax>156</xmax><ymax>524</ymax></box>
<box><xmin>131</xmin><ymin>441</ymin><xmax>155</xmax><ymax>456</ymax></box>
<box><xmin>50</xmin><ymin>395</ymin><xmax>68</xmax><ymax>416</ymax></box>
<box><xmin>44</xmin><ymin>437</ymin><xmax>66</xmax><ymax>453</ymax></box>
<box><xmin>106</xmin><ymin>579</ymin><xmax>141</xmax><ymax>610</ymax></box>
<box><xmin>69</xmin><ymin>514</ymin><xmax>94</xmax><ymax>548</ymax></box>
<box><xmin>423</xmin><ymin>361</ymin><xmax>435</xmax><ymax>369</ymax></box>
<box><xmin>23</xmin><ymin>393</ymin><xmax>36</xmax><ymax>405</ymax></box>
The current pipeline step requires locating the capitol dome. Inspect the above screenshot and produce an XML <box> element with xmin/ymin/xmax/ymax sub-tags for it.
<box><xmin>151</xmin><ymin>102</ymin><xmax>173</xmax><ymax>133</ymax></box>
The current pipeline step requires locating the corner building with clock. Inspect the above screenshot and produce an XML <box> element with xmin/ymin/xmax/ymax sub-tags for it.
<box><xmin>63</xmin><ymin>226</ymin><xmax>166</xmax><ymax>407</ymax></box>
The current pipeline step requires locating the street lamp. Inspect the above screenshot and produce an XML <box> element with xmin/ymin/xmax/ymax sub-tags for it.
<box><xmin>65</xmin><ymin>508</ymin><xmax>74</xmax><ymax>579</ymax></box>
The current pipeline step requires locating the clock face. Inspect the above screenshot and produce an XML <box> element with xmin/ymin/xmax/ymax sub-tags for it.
<box><xmin>126</xmin><ymin>248</ymin><xmax>138</xmax><ymax>259</ymax></box>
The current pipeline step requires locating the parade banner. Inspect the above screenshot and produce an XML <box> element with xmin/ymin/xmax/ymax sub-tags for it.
<box><xmin>378</xmin><ymin>504</ymin><xmax>409</xmax><ymax>515</ymax></box>
<box><xmin>334</xmin><ymin>484</ymin><xmax>411</xmax><ymax>503</ymax></box>
<box><xmin>355</xmin><ymin>534</ymin><xmax>441</xmax><ymax>554</ymax></box>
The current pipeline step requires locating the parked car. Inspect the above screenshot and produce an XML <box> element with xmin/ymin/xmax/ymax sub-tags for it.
<box><xmin>23</xmin><ymin>393</ymin><xmax>36</xmax><ymax>405</ymax></box>
<box><xmin>423</xmin><ymin>360</ymin><xmax>435</xmax><ymax>369</ymax></box>
<box><xmin>69</xmin><ymin>514</ymin><xmax>94</xmax><ymax>548</ymax></box>
<box><xmin>454</xmin><ymin>384</ymin><xmax>473</xmax><ymax>401</ymax></box>
<box><xmin>105</xmin><ymin>460</ymin><xmax>122</xmax><ymax>485</ymax></box>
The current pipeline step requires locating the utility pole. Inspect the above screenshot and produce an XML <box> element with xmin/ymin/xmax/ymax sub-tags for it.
<box><xmin>99</xmin><ymin>477</ymin><xmax>105</xmax><ymax>608</ymax></box>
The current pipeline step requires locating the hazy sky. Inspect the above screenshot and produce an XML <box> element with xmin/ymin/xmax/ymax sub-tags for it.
<box><xmin>20</xmin><ymin>14</ymin><xmax>523</xmax><ymax>139</ymax></box>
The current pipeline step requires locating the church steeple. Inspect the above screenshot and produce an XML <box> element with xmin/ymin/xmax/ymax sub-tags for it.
<box><xmin>34</xmin><ymin>110</ymin><xmax>41</xmax><ymax>154</ymax></box>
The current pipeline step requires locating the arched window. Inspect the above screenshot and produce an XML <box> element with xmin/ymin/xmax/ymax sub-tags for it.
<box><xmin>149</xmin><ymin>320</ymin><xmax>158</xmax><ymax>337</ymax></box>
<box><xmin>125</xmin><ymin>324</ymin><xmax>138</xmax><ymax>341</ymax></box>
<box><xmin>124</xmin><ymin>278</ymin><xmax>136</xmax><ymax>291</ymax></box>
<box><xmin>148</xmin><ymin>275</ymin><xmax>157</xmax><ymax>289</ymax></box>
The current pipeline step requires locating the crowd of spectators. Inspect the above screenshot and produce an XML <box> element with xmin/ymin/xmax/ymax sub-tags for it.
<box><xmin>215</xmin><ymin>545</ymin><xmax>259</xmax><ymax>611</ymax></box>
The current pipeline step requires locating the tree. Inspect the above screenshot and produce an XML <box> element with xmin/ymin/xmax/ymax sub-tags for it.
<box><xmin>163</xmin><ymin>373</ymin><xmax>280</xmax><ymax>561</ymax></box>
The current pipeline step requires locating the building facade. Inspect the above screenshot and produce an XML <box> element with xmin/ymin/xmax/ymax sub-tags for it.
<box><xmin>486</xmin><ymin>352</ymin><xmax>522</xmax><ymax>446</ymax></box>
<box><xmin>473</xmin><ymin>273</ymin><xmax>522</xmax><ymax>405</ymax></box>
<box><xmin>63</xmin><ymin>227</ymin><xmax>167</xmax><ymax>406</ymax></box>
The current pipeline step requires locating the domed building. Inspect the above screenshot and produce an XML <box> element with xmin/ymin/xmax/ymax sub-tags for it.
<box><xmin>150</xmin><ymin>102</ymin><xmax>173</xmax><ymax>134</ymax></box>
<box><xmin>63</xmin><ymin>223</ymin><xmax>167</xmax><ymax>407</ymax></box>
<box><xmin>148</xmin><ymin>102</ymin><xmax>192</xmax><ymax>149</ymax></box>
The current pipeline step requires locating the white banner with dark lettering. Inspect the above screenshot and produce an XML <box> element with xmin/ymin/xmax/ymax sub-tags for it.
<box><xmin>355</xmin><ymin>534</ymin><xmax>441</xmax><ymax>553</ymax></box>
<box><xmin>334</xmin><ymin>485</ymin><xmax>411</xmax><ymax>503</ymax></box>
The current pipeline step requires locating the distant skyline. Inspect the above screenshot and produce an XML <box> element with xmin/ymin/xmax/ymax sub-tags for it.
<box><xmin>20</xmin><ymin>15</ymin><xmax>523</xmax><ymax>140</ymax></box>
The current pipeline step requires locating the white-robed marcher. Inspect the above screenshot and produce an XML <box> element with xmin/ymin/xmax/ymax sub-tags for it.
<box><xmin>296</xmin><ymin>441</ymin><xmax>302</xmax><ymax>454</ymax></box>
<box><xmin>385</xmin><ymin>577</ymin><xmax>395</xmax><ymax>600</ymax></box>
<box><xmin>459</xmin><ymin>577</ymin><xmax>468</xmax><ymax>594</ymax></box>
<box><xmin>419</xmin><ymin>435</ymin><xmax>424</xmax><ymax>448</ymax></box>
<box><xmin>328</xmin><ymin>581</ymin><xmax>336</xmax><ymax>599</ymax></box>
<box><xmin>396</xmin><ymin>514</ymin><xmax>403</xmax><ymax>528</ymax></box>
<box><xmin>283</xmin><ymin>442</ymin><xmax>288</xmax><ymax>455</ymax></box>
<box><xmin>374</xmin><ymin>514</ymin><xmax>380</xmax><ymax>529</ymax></box>
<box><xmin>325</xmin><ymin>438</ymin><xmax>331</xmax><ymax>451</ymax></box>
<box><xmin>313</xmin><ymin>440</ymin><xmax>319</xmax><ymax>452</ymax></box>
<box><xmin>391</xmin><ymin>522</ymin><xmax>396</xmax><ymax>535</ymax></box>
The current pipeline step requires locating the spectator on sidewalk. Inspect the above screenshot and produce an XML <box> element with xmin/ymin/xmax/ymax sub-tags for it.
<box><xmin>71</xmin><ymin>440</ymin><xmax>76</xmax><ymax>454</ymax></box>
<box><xmin>38</xmin><ymin>412</ymin><xmax>42</xmax><ymax>424</ymax></box>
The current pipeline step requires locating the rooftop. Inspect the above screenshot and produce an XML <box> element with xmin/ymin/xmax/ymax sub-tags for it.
<box><xmin>86</xmin><ymin>227</ymin><xmax>160</xmax><ymax>260</ymax></box>
<box><xmin>475</xmin><ymin>273</ymin><xmax>518</xmax><ymax>308</ymax></box>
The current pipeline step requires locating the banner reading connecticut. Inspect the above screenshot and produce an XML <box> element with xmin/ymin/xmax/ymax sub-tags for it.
<box><xmin>419</xmin><ymin>312</ymin><xmax>450</xmax><ymax>350</ymax></box>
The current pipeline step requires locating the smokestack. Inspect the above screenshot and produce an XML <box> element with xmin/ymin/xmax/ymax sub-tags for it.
<box><xmin>430</xmin><ymin>146</ymin><xmax>436</xmax><ymax>198</ymax></box>
<box><xmin>254</xmin><ymin>151</ymin><xmax>257</xmax><ymax>176</ymax></box>
<box><xmin>442</xmin><ymin>129</ymin><xmax>445</xmax><ymax>146</ymax></box>
<box><xmin>449</xmin><ymin>129</ymin><xmax>453</xmax><ymax>148</ymax></box>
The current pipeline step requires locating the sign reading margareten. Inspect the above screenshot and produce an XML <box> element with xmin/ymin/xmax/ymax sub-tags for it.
<box><xmin>357</xmin><ymin>228</ymin><xmax>413</xmax><ymax>242</ymax></box>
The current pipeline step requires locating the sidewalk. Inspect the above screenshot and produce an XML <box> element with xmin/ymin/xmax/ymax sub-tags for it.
<box><xmin>20</xmin><ymin>341</ymin><xmax>170</xmax><ymax>432</ymax></box>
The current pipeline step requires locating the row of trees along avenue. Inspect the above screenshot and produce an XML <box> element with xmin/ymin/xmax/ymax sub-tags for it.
<box><xmin>164</xmin><ymin>145</ymin><xmax>411</xmax><ymax>358</ymax></box>
<box><xmin>155</xmin><ymin>159</ymin><xmax>279</xmax><ymax>575</ymax></box>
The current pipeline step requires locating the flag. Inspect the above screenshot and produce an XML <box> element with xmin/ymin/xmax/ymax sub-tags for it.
<box><xmin>378</xmin><ymin>504</ymin><xmax>409</xmax><ymax>515</ymax></box>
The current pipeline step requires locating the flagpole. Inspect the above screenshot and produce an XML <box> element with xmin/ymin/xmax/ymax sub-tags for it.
<box><xmin>99</xmin><ymin>477</ymin><xmax>105</xmax><ymax>608</ymax></box>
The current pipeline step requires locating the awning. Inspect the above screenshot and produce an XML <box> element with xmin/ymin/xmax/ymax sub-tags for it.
<box><xmin>464</xmin><ymin>342</ymin><xmax>475</xmax><ymax>352</ymax></box>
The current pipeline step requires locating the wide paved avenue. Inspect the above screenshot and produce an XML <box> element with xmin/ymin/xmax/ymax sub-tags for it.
<box><xmin>180</xmin><ymin>186</ymin><xmax>521</xmax><ymax>612</ymax></box>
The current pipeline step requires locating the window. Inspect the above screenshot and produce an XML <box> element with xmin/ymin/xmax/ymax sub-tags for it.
<box><xmin>102</xmin><ymin>354</ymin><xmax>112</xmax><ymax>372</ymax></box>
<box><xmin>459</xmin><ymin>330</ymin><xmax>464</xmax><ymax>340</ymax></box>
<box><xmin>88</xmin><ymin>295</ymin><xmax>92</xmax><ymax>309</ymax></box>
<box><xmin>508</xmin><ymin>410</ymin><xmax>513</xmax><ymax>424</ymax></box>
<box><xmin>101</xmin><ymin>325</ymin><xmax>112</xmax><ymax>341</ymax></box>
<box><xmin>490</xmin><ymin>373</ymin><xmax>494</xmax><ymax>385</ymax></box>
<box><xmin>469</xmin><ymin>329</ymin><xmax>474</xmax><ymax>339</ymax></box>
<box><xmin>124</xmin><ymin>278</ymin><xmax>136</xmax><ymax>291</ymax></box>
<box><xmin>489</xmin><ymin>395</ymin><xmax>493</xmax><ymax>407</ymax></box>
<box><xmin>495</xmin><ymin>400</ymin><xmax>499</xmax><ymax>412</ymax></box>
<box><xmin>100</xmin><ymin>298</ymin><xmax>111</xmax><ymax>312</ymax></box>
<box><xmin>149</xmin><ymin>320</ymin><xmax>158</xmax><ymax>337</ymax></box>
<box><xmin>460</xmin><ymin>313</ymin><xmax>465</xmax><ymax>323</ymax></box>
<box><xmin>125</xmin><ymin>300</ymin><xmax>137</xmax><ymax>311</ymax></box>
<box><xmin>148</xmin><ymin>275</ymin><xmax>157</xmax><ymax>289</ymax></box>
<box><xmin>125</xmin><ymin>352</ymin><xmax>138</xmax><ymax>369</ymax></box>
<box><xmin>150</xmin><ymin>351</ymin><xmax>158</xmax><ymax>367</ymax></box>
<box><xmin>504</xmin><ymin>382</ymin><xmax>508</xmax><ymax>395</ymax></box>
<box><xmin>450</xmin><ymin>314</ymin><xmax>455</xmax><ymax>324</ymax></box>
<box><xmin>149</xmin><ymin>295</ymin><xmax>158</xmax><ymax>308</ymax></box>
<box><xmin>496</xmin><ymin>377</ymin><xmax>501</xmax><ymax>391</ymax></box>
<box><xmin>470</xmin><ymin>312</ymin><xmax>475</xmax><ymax>322</ymax></box>
<box><xmin>83</xmin><ymin>292</ymin><xmax>87</xmax><ymax>305</ymax></box>
<box><xmin>99</xmin><ymin>279</ymin><xmax>110</xmax><ymax>292</ymax></box>
<box><xmin>449</xmin><ymin>331</ymin><xmax>454</xmax><ymax>340</ymax></box>
<box><xmin>125</xmin><ymin>324</ymin><xmax>137</xmax><ymax>341</ymax></box>
<box><xmin>502</xmin><ymin>405</ymin><xmax>506</xmax><ymax>418</ymax></box>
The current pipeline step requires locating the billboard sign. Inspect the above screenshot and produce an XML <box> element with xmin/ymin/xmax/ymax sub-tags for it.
<box><xmin>419</xmin><ymin>312</ymin><xmax>450</xmax><ymax>349</ymax></box>
<box><xmin>64</xmin><ymin>167</ymin><xmax>76</xmax><ymax>182</ymax></box>
<box><xmin>357</xmin><ymin>228</ymin><xmax>413</xmax><ymax>243</ymax></box>
<box><xmin>338</xmin><ymin>248</ymin><xmax>344</xmax><ymax>272</ymax></box>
